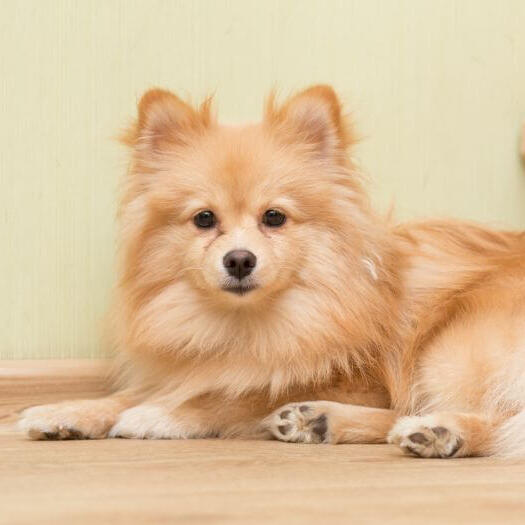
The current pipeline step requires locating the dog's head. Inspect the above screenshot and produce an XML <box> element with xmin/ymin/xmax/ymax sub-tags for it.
<box><xmin>117</xmin><ymin>86</ymin><xmax>380</xmax><ymax>355</ymax></box>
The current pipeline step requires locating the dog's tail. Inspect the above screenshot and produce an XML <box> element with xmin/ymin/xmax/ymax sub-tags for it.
<box><xmin>491</xmin><ymin>410</ymin><xmax>525</xmax><ymax>457</ymax></box>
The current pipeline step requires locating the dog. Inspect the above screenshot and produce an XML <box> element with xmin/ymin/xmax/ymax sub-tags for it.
<box><xmin>19</xmin><ymin>86</ymin><xmax>525</xmax><ymax>458</ymax></box>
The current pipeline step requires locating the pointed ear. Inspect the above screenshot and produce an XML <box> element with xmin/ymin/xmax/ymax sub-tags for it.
<box><xmin>266</xmin><ymin>85</ymin><xmax>352</xmax><ymax>155</ymax></box>
<box><xmin>123</xmin><ymin>88</ymin><xmax>212</xmax><ymax>151</ymax></box>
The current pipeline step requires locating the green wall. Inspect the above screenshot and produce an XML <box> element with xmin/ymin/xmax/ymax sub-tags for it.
<box><xmin>2</xmin><ymin>0</ymin><xmax>524</xmax><ymax>358</ymax></box>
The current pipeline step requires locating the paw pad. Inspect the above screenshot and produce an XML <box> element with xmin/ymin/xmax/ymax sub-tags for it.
<box><xmin>266</xmin><ymin>403</ymin><xmax>330</xmax><ymax>444</ymax></box>
<box><xmin>278</xmin><ymin>424</ymin><xmax>291</xmax><ymax>434</ymax></box>
<box><xmin>389</xmin><ymin>417</ymin><xmax>464</xmax><ymax>458</ymax></box>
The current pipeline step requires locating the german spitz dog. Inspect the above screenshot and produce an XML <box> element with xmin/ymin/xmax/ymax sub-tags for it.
<box><xmin>20</xmin><ymin>86</ymin><xmax>525</xmax><ymax>458</ymax></box>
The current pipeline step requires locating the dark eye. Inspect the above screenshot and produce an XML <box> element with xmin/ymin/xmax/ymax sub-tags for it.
<box><xmin>263</xmin><ymin>209</ymin><xmax>286</xmax><ymax>227</ymax></box>
<box><xmin>194</xmin><ymin>210</ymin><xmax>216</xmax><ymax>228</ymax></box>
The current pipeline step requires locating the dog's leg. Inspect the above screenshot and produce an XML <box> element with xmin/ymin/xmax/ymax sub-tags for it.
<box><xmin>388</xmin><ymin>411</ymin><xmax>498</xmax><ymax>458</ymax></box>
<box><xmin>108</xmin><ymin>384</ymin><xmax>220</xmax><ymax>439</ymax></box>
<box><xmin>108</xmin><ymin>402</ymin><xmax>212</xmax><ymax>439</ymax></box>
<box><xmin>108</xmin><ymin>369</ymin><xmax>276</xmax><ymax>439</ymax></box>
<box><xmin>18</xmin><ymin>391</ymin><xmax>138</xmax><ymax>440</ymax></box>
<box><xmin>265</xmin><ymin>401</ymin><xmax>396</xmax><ymax>444</ymax></box>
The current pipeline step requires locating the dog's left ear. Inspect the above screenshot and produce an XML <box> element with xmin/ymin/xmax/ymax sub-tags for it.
<box><xmin>266</xmin><ymin>85</ymin><xmax>353</xmax><ymax>156</ymax></box>
<box><xmin>122</xmin><ymin>88</ymin><xmax>213</xmax><ymax>152</ymax></box>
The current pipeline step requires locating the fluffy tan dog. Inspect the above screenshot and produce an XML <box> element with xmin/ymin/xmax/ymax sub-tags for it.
<box><xmin>19</xmin><ymin>86</ymin><xmax>525</xmax><ymax>458</ymax></box>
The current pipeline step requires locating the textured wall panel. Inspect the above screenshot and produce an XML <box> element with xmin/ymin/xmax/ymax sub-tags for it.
<box><xmin>1</xmin><ymin>0</ymin><xmax>524</xmax><ymax>358</ymax></box>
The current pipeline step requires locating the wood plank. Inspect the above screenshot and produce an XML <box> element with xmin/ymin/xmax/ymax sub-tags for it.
<box><xmin>0</xmin><ymin>359</ymin><xmax>110</xmax><ymax>424</ymax></box>
<box><xmin>1</xmin><ymin>360</ymin><xmax>524</xmax><ymax>524</ymax></box>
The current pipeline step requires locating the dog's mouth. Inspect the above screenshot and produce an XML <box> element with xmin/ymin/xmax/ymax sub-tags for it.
<box><xmin>221</xmin><ymin>283</ymin><xmax>258</xmax><ymax>296</ymax></box>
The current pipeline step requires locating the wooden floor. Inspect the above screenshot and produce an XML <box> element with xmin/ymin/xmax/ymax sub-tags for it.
<box><xmin>1</xmin><ymin>361</ymin><xmax>525</xmax><ymax>524</ymax></box>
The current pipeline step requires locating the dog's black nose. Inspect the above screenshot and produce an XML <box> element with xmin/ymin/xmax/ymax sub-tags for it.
<box><xmin>223</xmin><ymin>250</ymin><xmax>257</xmax><ymax>280</ymax></box>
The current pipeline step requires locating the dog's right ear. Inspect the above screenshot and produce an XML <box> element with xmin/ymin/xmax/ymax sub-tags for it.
<box><xmin>264</xmin><ymin>85</ymin><xmax>356</xmax><ymax>161</ymax></box>
<box><xmin>122</xmin><ymin>89</ymin><xmax>212</xmax><ymax>151</ymax></box>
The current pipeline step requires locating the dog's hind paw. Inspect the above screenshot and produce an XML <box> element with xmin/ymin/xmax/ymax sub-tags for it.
<box><xmin>264</xmin><ymin>402</ymin><xmax>331</xmax><ymax>444</ymax></box>
<box><xmin>388</xmin><ymin>415</ymin><xmax>464</xmax><ymax>458</ymax></box>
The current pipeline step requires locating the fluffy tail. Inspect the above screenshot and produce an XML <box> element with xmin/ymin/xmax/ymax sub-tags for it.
<box><xmin>492</xmin><ymin>411</ymin><xmax>525</xmax><ymax>457</ymax></box>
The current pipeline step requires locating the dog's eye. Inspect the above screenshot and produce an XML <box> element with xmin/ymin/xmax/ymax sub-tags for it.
<box><xmin>262</xmin><ymin>209</ymin><xmax>286</xmax><ymax>227</ymax></box>
<box><xmin>194</xmin><ymin>210</ymin><xmax>216</xmax><ymax>229</ymax></box>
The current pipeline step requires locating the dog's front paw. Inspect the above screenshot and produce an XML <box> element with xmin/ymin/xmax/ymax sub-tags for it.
<box><xmin>264</xmin><ymin>402</ymin><xmax>331</xmax><ymax>443</ymax></box>
<box><xmin>109</xmin><ymin>405</ymin><xmax>190</xmax><ymax>439</ymax></box>
<box><xmin>19</xmin><ymin>400</ymin><xmax>118</xmax><ymax>440</ymax></box>
<box><xmin>388</xmin><ymin>415</ymin><xmax>464</xmax><ymax>458</ymax></box>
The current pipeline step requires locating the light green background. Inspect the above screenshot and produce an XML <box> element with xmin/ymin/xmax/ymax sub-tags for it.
<box><xmin>2</xmin><ymin>0</ymin><xmax>525</xmax><ymax>359</ymax></box>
